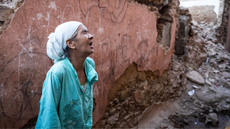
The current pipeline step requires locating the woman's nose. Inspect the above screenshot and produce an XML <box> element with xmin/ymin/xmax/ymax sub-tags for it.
<box><xmin>89</xmin><ymin>33</ymin><xmax>94</xmax><ymax>40</ymax></box>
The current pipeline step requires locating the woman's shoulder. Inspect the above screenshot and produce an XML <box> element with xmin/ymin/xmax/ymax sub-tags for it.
<box><xmin>48</xmin><ymin>59</ymin><xmax>68</xmax><ymax>78</ymax></box>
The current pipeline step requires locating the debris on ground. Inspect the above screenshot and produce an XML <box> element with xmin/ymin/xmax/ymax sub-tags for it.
<box><xmin>156</xmin><ymin>17</ymin><xmax>230</xmax><ymax>129</ymax></box>
<box><xmin>137</xmin><ymin>10</ymin><xmax>230</xmax><ymax>128</ymax></box>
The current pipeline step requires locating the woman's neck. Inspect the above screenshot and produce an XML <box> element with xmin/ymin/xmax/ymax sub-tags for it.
<box><xmin>68</xmin><ymin>53</ymin><xmax>87</xmax><ymax>72</ymax></box>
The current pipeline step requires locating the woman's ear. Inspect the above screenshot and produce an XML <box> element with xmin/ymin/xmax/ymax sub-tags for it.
<box><xmin>66</xmin><ymin>39</ymin><xmax>76</xmax><ymax>49</ymax></box>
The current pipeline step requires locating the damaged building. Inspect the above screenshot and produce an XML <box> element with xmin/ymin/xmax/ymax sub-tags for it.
<box><xmin>0</xmin><ymin>0</ymin><xmax>230</xmax><ymax>128</ymax></box>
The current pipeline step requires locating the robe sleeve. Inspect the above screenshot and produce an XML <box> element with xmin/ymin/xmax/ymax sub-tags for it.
<box><xmin>35</xmin><ymin>71</ymin><xmax>62</xmax><ymax>129</ymax></box>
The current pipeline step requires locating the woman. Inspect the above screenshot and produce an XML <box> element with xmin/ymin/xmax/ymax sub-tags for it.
<box><xmin>35</xmin><ymin>21</ymin><xmax>98</xmax><ymax>129</ymax></box>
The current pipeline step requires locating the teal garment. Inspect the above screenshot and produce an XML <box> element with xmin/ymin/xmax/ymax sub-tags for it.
<box><xmin>35</xmin><ymin>57</ymin><xmax>98</xmax><ymax>129</ymax></box>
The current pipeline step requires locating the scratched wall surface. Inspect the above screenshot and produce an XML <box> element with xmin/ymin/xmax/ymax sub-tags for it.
<box><xmin>0</xmin><ymin>0</ymin><xmax>177</xmax><ymax>127</ymax></box>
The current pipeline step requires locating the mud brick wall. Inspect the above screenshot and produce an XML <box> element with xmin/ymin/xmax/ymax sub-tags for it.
<box><xmin>0</xmin><ymin>0</ymin><xmax>181</xmax><ymax>128</ymax></box>
<box><xmin>174</xmin><ymin>7</ymin><xmax>191</xmax><ymax>55</ymax></box>
<box><xmin>217</xmin><ymin>0</ymin><xmax>230</xmax><ymax>45</ymax></box>
<box><xmin>94</xmin><ymin>0</ymin><xmax>186</xmax><ymax>128</ymax></box>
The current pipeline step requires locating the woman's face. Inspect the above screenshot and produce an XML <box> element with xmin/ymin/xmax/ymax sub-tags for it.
<box><xmin>72</xmin><ymin>24</ymin><xmax>94</xmax><ymax>56</ymax></box>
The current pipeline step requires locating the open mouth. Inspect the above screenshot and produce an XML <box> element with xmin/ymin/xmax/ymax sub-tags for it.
<box><xmin>89</xmin><ymin>41</ymin><xmax>94</xmax><ymax>49</ymax></box>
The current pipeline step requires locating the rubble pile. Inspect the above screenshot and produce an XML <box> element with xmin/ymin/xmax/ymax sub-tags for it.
<box><xmin>94</xmin><ymin>61</ymin><xmax>187</xmax><ymax>128</ymax></box>
<box><xmin>184</xmin><ymin>21</ymin><xmax>218</xmax><ymax>69</ymax></box>
<box><xmin>157</xmin><ymin>19</ymin><xmax>230</xmax><ymax>128</ymax></box>
<box><xmin>93</xmin><ymin>0</ymin><xmax>187</xmax><ymax>128</ymax></box>
<box><xmin>186</xmin><ymin>19</ymin><xmax>230</xmax><ymax>88</ymax></box>
<box><xmin>94</xmin><ymin>2</ymin><xmax>230</xmax><ymax>128</ymax></box>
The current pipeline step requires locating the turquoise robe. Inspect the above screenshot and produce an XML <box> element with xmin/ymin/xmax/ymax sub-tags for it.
<box><xmin>35</xmin><ymin>57</ymin><xmax>98</xmax><ymax>129</ymax></box>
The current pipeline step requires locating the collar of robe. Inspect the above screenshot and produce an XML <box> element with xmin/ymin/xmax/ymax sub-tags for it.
<box><xmin>65</xmin><ymin>57</ymin><xmax>98</xmax><ymax>84</ymax></box>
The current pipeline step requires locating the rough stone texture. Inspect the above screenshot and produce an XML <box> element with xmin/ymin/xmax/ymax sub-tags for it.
<box><xmin>217</xmin><ymin>0</ymin><xmax>230</xmax><ymax>45</ymax></box>
<box><xmin>132</xmin><ymin>0</ymin><xmax>166</xmax><ymax>7</ymax></box>
<box><xmin>93</xmin><ymin>1</ymin><xmax>183</xmax><ymax>128</ymax></box>
<box><xmin>205</xmin><ymin>113</ymin><xmax>218</xmax><ymax>126</ymax></box>
<box><xmin>144</xmin><ymin>17</ymin><xmax>230</xmax><ymax>128</ymax></box>
<box><xmin>217</xmin><ymin>0</ymin><xmax>225</xmax><ymax>27</ymax></box>
<box><xmin>94</xmin><ymin>59</ymin><xmax>186</xmax><ymax>128</ymax></box>
<box><xmin>186</xmin><ymin>71</ymin><xmax>204</xmax><ymax>85</ymax></box>
<box><xmin>0</xmin><ymin>0</ymin><xmax>179</xmax><ymax>128</ymax></box>
<box><xmin>226</xmin><ymin>9</ymin><xmax>230</xmax><ymax>52</ymax></box>
<box><xmin>0</xmin><ymin>5</ymin><xmax>13</xmax><ymax>22</ymax></box>
<box><xmin>0</xmin><ymin>0</ymin><xmax>24</xmax><ymax>36</ymax></box>
<box><xmin>174</xmin><ymin>7</ymin><xmax>191</xmax><ymax>55</ymax></box>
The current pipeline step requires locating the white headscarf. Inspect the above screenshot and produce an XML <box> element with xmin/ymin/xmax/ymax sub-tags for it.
<box><xmin>47</xmin><ymin>21</ymin><xmax>82</xmax><ymax>62</ymax></box>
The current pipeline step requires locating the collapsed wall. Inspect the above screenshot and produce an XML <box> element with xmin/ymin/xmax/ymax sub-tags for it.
<box><xmin>0</xmin><ymin>0</ymin><xmax>181</xmax><ymax>128</ymax></box>
<box><xmin>180</xmin><ymin>0</ymin><xmax>230</xmax><ymax>48</ymax></box>
<box><xmin>94</xmin><ymin>0</ymin><xmax>188</xmax><ymax>128</ymax></box>
<box><xmin>217</xmin><ymin>0</ymin><xmax>230</xmax><ymax>45</ymax></box>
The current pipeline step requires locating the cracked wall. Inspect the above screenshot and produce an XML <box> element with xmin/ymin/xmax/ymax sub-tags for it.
<box><xmin>0</xmin><ymin>0</ymin><xmax>180</xmax><ymax>128</ymax></box>
<box><xmin>94</xmin><ymin>0</ymin><xmax>185</xmax><ymax>128</ymax></box>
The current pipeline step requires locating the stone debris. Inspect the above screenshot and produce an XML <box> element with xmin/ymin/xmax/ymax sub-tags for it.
<box><xmin>205</xmin><ymin>113</ymin><xmax>219</xmax><ymax>127</ymax></box>
<box><xmin>155</xmin><ymin>5</ymin><xmax>230</xmax><ymax>128</ymax></box>
<box><xmin>107</xmin><ymin>113</ymin><xmax>120</xmax><ymax>125</ymax></box>
<box><xmin>205</xmin><ymin>79</ymin><xmax>212</xmax><ymax>86</ymax></box>
<box><xmin>100</xmin><ymin>8</ymin><xmax>230</xmax><ymax>128</ymax></box>
<box><xmin>186</xmin><ymin>71</ymin><xmax>204</xmax><ymax>85</ymax></box>
<box><xmin>224</xmin><ymin>82</ymin><xmax>230</xmax><ymax>88</ymax></box>
<box><xmin>193</xmin><ymin>85</ymin><xmax>199</xmax><ymax>89</ymax></box>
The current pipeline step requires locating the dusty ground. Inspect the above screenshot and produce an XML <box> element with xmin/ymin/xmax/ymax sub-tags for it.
<box><xmin>137</xmin><ymin>20</ymin><xmax>230</xmax><ymax>129</ymax></box>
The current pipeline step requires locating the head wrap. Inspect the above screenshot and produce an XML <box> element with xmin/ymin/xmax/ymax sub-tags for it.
<box><xmin>47</xmin><ymin>21</ymin><xmax>83</xmax><ymax>62</ymax></box>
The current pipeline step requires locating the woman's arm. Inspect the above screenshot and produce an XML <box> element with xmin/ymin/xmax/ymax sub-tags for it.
<box><xmin>35</xmin><ymin>72</ymin><xmax>62</xmax><ymax>129</ymax></box>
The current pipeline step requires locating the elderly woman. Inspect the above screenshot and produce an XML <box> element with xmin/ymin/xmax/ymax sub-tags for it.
<box><xmin>35</xmin><ymin>21</ymin><xmax>98</xmax><ymax>129</ymax></box>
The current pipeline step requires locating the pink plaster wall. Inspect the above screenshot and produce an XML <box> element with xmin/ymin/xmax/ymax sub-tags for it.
<box><xmin>0</xmin><ymin>0</ymin><xmax>177</xmax><ymax>127</ymax></box>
